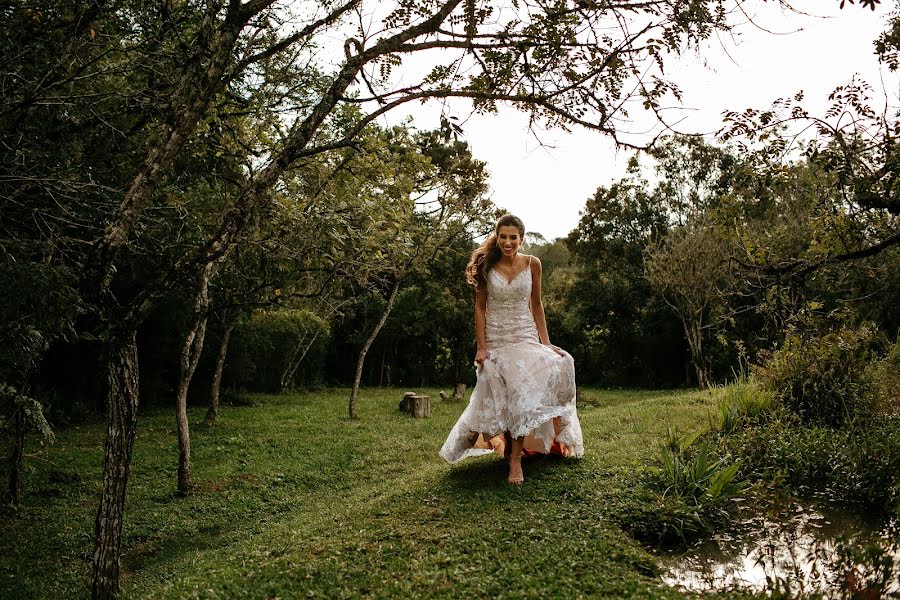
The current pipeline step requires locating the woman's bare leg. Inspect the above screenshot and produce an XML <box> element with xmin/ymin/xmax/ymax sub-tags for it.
<box><xmin>508</xmin><ymin>435</ymin><xmax>525</xmax><ymax>484</ymax></box>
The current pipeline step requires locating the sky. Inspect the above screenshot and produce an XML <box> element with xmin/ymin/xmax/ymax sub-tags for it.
<box><xmin>374</xmin><ymin>1</ymin><xmax>898</xmax><ymax>241</ymax></box>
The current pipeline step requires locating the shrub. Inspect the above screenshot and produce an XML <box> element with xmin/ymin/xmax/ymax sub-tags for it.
<box><xmin>720</xmin><ymin>412</ymin><xmax>900</xmax><ymax>515</ymax></box>
<box><xmin>756</xmin><ymin>324</ymin><xmax>883</xmax><ymax>427</ymax></box>
<box><xmin>227</xmin><ymin>309</ymin><xmax>330</xmax><ymax>392</ymax></box>
<box><xmin>865</xmin><ymin>336</ymin><xmax>900</xmax><ymax>415</ymax></box>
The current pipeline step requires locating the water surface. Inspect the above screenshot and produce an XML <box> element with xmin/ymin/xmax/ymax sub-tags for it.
<box><xmin>660</xmin><ymin>498</ymin><xmax>900</xmax><ymax>596</ymax></box>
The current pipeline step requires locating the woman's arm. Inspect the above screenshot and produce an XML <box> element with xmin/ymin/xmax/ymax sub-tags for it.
<box><xmin>530</xmin><ymin>257</ymin><xmax>564</xmax><ymax>354</ymax></box>
<box><xmin>474</xmin><ymin>283</ymin><xmax>488</xmax><ymax>365</ymax></box>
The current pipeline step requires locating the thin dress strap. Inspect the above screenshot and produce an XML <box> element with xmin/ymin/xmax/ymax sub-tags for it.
<box><xmin>528</xmin><ymin>255</ymin><xmax>532</xmax><ymax>267</ymax></box>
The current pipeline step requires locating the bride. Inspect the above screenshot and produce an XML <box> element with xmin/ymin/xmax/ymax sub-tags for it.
<box><xmin>440</xmin><ymin>214</ymin><xmax>584</xmax><ymax>484</ymax></box>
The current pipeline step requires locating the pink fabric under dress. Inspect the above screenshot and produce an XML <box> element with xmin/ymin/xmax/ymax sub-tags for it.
<box><xmin>439</xmin><ymin>258</ymin><xmax>584</xmax><ymax>463</ymax></box>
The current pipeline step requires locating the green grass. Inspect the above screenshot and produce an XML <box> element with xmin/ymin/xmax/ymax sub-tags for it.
<box><xmin>1</xmin><ymin>387</ymin><xmax>754</xmax><ymax>599</ymax></box>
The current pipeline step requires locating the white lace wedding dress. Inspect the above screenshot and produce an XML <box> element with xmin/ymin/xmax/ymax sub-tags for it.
<box><xmin>439</xmin><ymin>258</ymin><xmax>584</xmax><ymax>463</ymax></box>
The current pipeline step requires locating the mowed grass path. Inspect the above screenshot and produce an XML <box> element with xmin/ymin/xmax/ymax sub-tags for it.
<box><xmin>2</xmin><ymin>387</ymin><xmax>748</xmax><ymax>599</ymax></box>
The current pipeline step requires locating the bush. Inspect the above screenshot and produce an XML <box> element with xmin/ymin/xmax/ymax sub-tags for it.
<box><xmin>227</xmin><ymin>309</ymin><xmax>330</xmax><ymax>392</ymax></box>
<box><xmin>756</xmin><ymin>324</ymin><xmax>883</xmax><ymax>427</ymax></box>
<box><xmin>866</xmin><ymin>337</ymin><xmax>900</xmax><ymax>415</ymax></box>
<box><xmin>720</xmin><ymin>411</ymin><xmax>900</xmax><ymax>515</ymax></box>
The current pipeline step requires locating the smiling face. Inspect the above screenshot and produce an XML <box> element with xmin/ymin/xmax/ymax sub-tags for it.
<box><xmin>496</xmin><ymin>224</ymin><xmax>524</xmax><ymax>257</ymax></box>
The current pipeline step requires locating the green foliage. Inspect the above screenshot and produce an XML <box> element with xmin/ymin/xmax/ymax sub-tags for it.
<box><xmin>0</xmin><ymin>242</ymin><xmax>81</xmax><ymax>384</ymax></box>
<box><xmin>865</xmin><ymin>336</ymin><xmax>900</xmax><ymax>414</ymax></box>
<box><xmin>560</xmin><ymin>171</ymin><xmax>688</xmax><ymax>387</ymax></box>
<box><xmin>0</xmin><ymin>385</ymin><xmax>54</xmax><ymax>444</ymax></box>
<box><xmin>756</xmin><ymin>324</ymin><xmax>884</xmax><ymax>427</ymax></box>
<box><xmin>720</xmin><ymin>411</ymin><xmax>900</xmax><ymax>515</ymax></box>
<box><xmin>228</xmin><ymin>309</ymin><xmax>330</xmax><ymax>392</ymax></box>
<box><xmin>614</xmin><ymin>486</ymin><xmax>710</xmax><ymax>547</ymax></box>
<box><xmin>617</xmin><ymin>425</ymin><xmax>746</xmax><ymax>547</ymax></box>
<box><xmin>656</xmin><ymin>427</ymin><xmax>745</xmax><ymax>512</ymax></box>
<box><xmin>715</xmin><ymin>378</ymin><xmax>775</xmax><ymax>434</ymax></box>
<box><xmin>721</xmin><ymin>328</ymin><xmax>900</xmax><ymax>516</ymax></box>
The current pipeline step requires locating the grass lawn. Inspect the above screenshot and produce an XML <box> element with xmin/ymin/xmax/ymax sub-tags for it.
<box><xmin>1</xmin><ymin>387</ymin><xmax>754</xmax><ymax>599</ymax></box>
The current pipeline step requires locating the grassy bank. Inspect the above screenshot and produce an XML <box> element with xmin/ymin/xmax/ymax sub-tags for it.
<box><xmin>2</xmin><ymin>387</ymin><xmax>752</xmax><ymax>599</ymax></box>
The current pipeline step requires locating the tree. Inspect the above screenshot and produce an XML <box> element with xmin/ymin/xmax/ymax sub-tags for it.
<box><xmin>347</xmin><ymin>131</ymin><xmax>494</xmax><ymax>418</ymax></box>
<box><xmin>643</xmin><ymin>220</ymin><xmax>731</xmax><ymax>389</ymax></box>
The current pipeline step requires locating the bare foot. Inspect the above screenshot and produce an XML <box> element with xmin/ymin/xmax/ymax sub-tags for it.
<box><xmin>507</xmin><ymin>455</ymin><xmax>524</xmax><ymax>485</ymax></box>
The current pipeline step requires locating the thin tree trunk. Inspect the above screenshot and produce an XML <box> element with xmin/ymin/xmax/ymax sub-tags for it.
<box><xmin>279</xmin><ymin>332</ymin><xmax>308</xmax><ymax>392</ymax></box>
<box><xmin>91</xmin><ymin>332</ymin><xmax>140</xmax><ymax>600</ymax></box>
<box><xmin>7</xmin><ymin>405</ymin><xmax>25</xmax><ymax>504</ymax></box>
<box><xmin>349</xmin><ymin>279</ymin><xmax>401</xmax><ymax>419</ymax></box>
<box><xmin>683</xmin><ymin>317</ymin><xmax>709</xmax><ymax>390</ymax></box>
<box><xmin>175</xmin><ymin>267</ymin><xmax>213</xmax><ymax>494</ymax></box>
<box><xmin>206</xmin><ymin>315</ymin><xmax>235</xmax><ymax>425</ymax></box>
<box><xmin>281</xmin><ymin>329</ymin><xmax>321</xmax><ymax>390</ymax></box>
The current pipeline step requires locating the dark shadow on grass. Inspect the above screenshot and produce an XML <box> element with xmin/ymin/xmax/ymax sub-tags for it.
<box><xmin>441</xmin><ymin>453</ymin><xmax>577</xmax><ymax>493</ymax></box>
<box><xmin>122</xmin><ymin>522</ymin><xmax>234</xmax><ymax>572</ymax></box>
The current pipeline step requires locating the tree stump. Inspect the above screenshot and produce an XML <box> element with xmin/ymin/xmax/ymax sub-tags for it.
<box><xmin>399</xmin><ymin>391</ymin><xmax>416</xmax><ymax>412</ymax></box>
<box><xmin>399</xmin><ymin>392</ymin><xmax>430</xmax><ymax>418</ymax></box>
<box><xmin>440</xmin><ymin>384</ymin><xmax>466</xmax><ymax>402</ymax></box>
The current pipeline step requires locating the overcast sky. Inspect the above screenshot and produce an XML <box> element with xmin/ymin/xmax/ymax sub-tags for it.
<box><xmin>377</xmin><ymin>1</ymin><xmax>897</xmax><ymax>241</ymax></box>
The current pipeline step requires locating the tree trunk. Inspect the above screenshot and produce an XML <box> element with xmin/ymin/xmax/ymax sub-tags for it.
<box><xmin>683</xmin><ymin>318</ymin><xmax>709</xmax><ymax>390</ymax></box>
<box><xmin>175</xmin><ymin>267</ymin><xmax>213</xmax><ymax>494</ymax></box>
<box><xmin>7</xmin><ymin>405</ymin><xmax>25</xmax><ymax>504</ymax></box>
<box><xmin>349</xmin><ymin>278</ymin><xmax>401</xmax><ymax>419</ymax></box>
<box><xmin>205</xmin><ymin>316</ymin><xmax>235</xmax><ymax>425</ymax></box>
<box><xmin>91</xmin><ymin>332</ymin><xmax>140</xmax><ymax>600</ymax></box>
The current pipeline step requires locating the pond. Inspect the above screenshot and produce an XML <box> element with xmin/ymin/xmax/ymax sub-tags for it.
<box><xmin>659</xmin><ymin>498</ymin><xmax>900</xmax><ymax>596</ymax></box>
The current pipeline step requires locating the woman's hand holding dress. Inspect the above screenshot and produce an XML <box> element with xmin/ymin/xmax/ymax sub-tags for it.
<box><xmin>544</xmin><ymin>342</ymin><xmax>566</xmax><ymax>357</ymax></box>
<box><xmin>474</xmin><ymin>347</ymin><xmax>488</xmax><ymax>367</ymax></box>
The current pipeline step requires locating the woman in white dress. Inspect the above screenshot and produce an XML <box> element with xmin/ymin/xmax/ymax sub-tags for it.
<box><xmin>440</xmin><ymin>214</ymin><xmax>584</xmax><ymax>484</ymax></box>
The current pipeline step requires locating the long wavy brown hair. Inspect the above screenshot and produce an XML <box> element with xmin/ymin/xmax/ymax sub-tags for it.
<box><xmin>466</xmin><ymin>214</ymin><xmax>526</xmax><ymax>288</ymax></box>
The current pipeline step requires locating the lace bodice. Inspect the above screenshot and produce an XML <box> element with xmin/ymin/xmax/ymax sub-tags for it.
<box><xmin>485</xmin><ymin>259</ymin><xmax>539</xmax><ymax>348</ymax></box>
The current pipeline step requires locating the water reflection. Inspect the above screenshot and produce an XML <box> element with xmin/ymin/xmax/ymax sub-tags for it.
<box><xmin>660</xmin><ymin>499</ymin><xmax>900</xmax><ymax>596</ymax></box>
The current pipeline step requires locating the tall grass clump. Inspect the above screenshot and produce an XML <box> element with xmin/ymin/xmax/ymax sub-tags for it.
<box><xmin>715</xmin><ymin>378</ymin><xmax>774</xmax><ymax>434</ymax></box>
<box><xmin>658</xmin><ymin>426</ymin><xmax>745</xmax><ymax>510</ymax></box>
